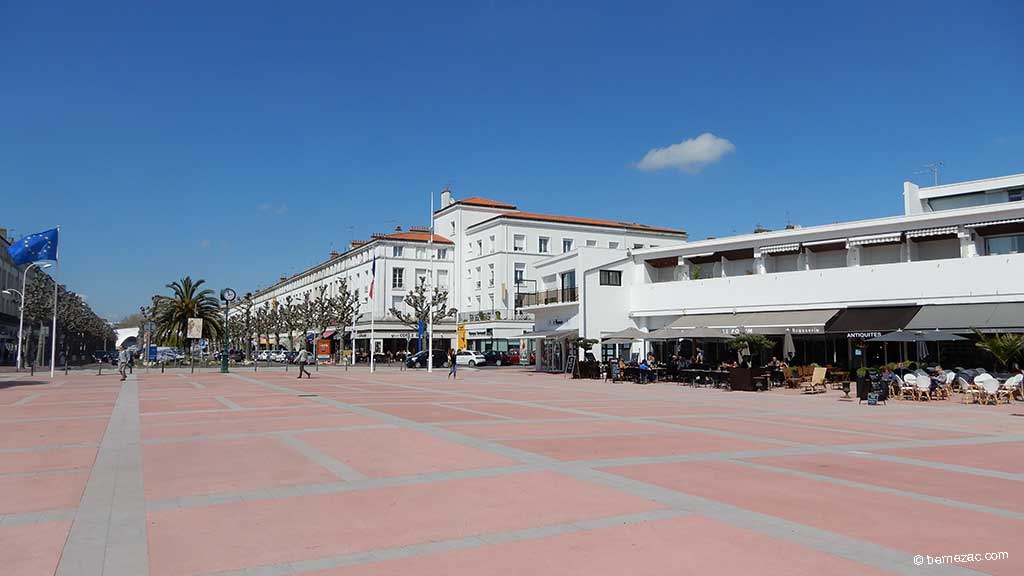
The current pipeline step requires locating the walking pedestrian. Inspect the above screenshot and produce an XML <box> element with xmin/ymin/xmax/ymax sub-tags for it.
<box><xmin>448</xmin><ymin>349</ymin><xmax>457</xmax><ymax>379</ymax></box>
<box><xmin>117</xmin><ymin>346</ymin><xmax>130</xmax><ymax>381</ymax></box>
<box><xmin>296</xmin><ymin>347</ymin><xmax>312</xmax><ymax>379</ymax></box>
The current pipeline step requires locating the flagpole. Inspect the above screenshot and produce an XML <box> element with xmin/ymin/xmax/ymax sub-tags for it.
<box><xmin>369</xmin><ymin>252</ymin><xmax>376</xmax><ymax>374</ymax></box>
<box><xmin>49</xmin><ymin>227</ymin><xmax>59</xmax><ymax>378</ymax></box>
<box><xmin>428</xmin><ymin>191</ymin><xmax>434</xmax><ymax>373</ymax></box>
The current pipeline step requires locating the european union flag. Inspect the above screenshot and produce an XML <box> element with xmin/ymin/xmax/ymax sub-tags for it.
<box><xmin>7</xmin><ymin>228</ymin><xmax>59</xmax><ymax>266</ymax></box>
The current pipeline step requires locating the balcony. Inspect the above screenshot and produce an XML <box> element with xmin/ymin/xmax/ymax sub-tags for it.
<box><xmin>516</xmin><ymin>287</ymin><xmax>579</xmax><ymax>308</ymax></box>
<box><xmin>457</xmin><ymin>309</ymin><xmax>534</xmax><ymax>323</ymax></box>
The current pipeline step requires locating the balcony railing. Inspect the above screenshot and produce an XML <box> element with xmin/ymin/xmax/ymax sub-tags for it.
<box><xmin>516</xmin><ymin>287</ymin><xmax>578</xmax><ymax>307</ymax></box>
<box><xmin>457</xmin><ymin>309</ymin><xmax>534</xmax><ymax>323</ymax></box>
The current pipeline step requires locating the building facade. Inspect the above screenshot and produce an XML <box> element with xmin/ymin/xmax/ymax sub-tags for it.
<box><xmin>528</xmin><ymin>172</ymin><xmax>1024</xmax><ymax>371</ymax></box>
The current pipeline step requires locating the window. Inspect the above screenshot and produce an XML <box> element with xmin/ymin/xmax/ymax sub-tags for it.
<box><xmin>392</xmin><ymin>246</ymin><xmax>403</xmax><ymax>257</ymax></box>
<box><xmin>599</xmin><ymin>270</ymin><xmax>622</xmax><ymax>286</ymax></box>
<box><xmin>562</xmin><ymin>238</ymin><xmax>573</xmax><ymax>252</ymax></box>
<box><xmin>475</xmin><ymin>267</ymin><xmax>481</xmax><ymax>289</ymax></box>
<box><xmin>450</xmin><ymin>221</ymin><xmax>456</xmax><ymax>236</ymax></box>
<box><xmin>513</xmin><ymin>234</ymin><xmax>525</xmax><ymax>252</ymax></box>
<box><xmin>415</xmin><ymin>268</ymin><xmax>427</xmax><ymax>286</ymax></box>
<box><xmin>633</xmin><ymin>243</ymin><xmax>644</xmax><ymax>249</ymax></box>
<box><xmin>489</xmin><ymin>235</ymin><xmax>496</xmax><ymax>253</ymax></box>
<box><xmin>539</xmin><ymin>237</ymin><xmax>550</xmax><ymax>253</ymax></box>
<box><xmin>477</xmin><ymin>240</ymin><xmax>483</xmax><ymax>254</ymax></box>
<box><xmin>437</xmin><ymin>248</ymin><xmax>447</xmax><ymax>259</ymax></box>
<box><xmin>585</xmin><ymin>239</ymin><xmax>597</xmax><ymax>247</ymax></box>
<box><xmin>392</xmin><ymin>268</ymin><xmax>404</xmax><ymax>289</ymax></box>
<box><xmin>391</xmin><ymin>296</ymin><xmax>404</xmax><ymax>312</ymax></box>
<box><xmin>437</xmin><ymin>269</ymin><xmax>449</xmax><ymax>289</ymax></box>
<box><xmin>514</xmin><ymin>263</ymin><xmax>525</xmax><ymax>284</ymax></box>
<box><xmin>986</xmin><ymin>234</ymin><xmax>1024</xmax><ymax>255</ymax></box>
<box><xmin>415</xmin><ymin>248</ymin><xmax>425</xmax><ymax>259</ymax></box>
<box><xmin>1010</xmin><ymin>189</ymin><xmax>1023</xmax><ymax>202</ymax></box>
<box><xmin>488</xmin><ymin>263</ymin><xmax>495</xmax><ymax>286</ymax></box>
<box><xmin>609</xmin><ymin>241</ymin><xmax>619</xmax><ymax>249</ymax></box>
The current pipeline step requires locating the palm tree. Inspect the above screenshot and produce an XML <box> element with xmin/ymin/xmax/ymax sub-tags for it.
<box><xmin>153</xmin><ymin>277</ymin><xmax>223</xmax><ymax>358</ymax></box>
<box><xmin>973</xmin><ymin>330</ymin><xmax>1024</xmax><ymax>370</ymax></box>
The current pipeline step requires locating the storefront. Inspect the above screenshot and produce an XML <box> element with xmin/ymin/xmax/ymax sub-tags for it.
<box><xmin>520</xmin><ymin>329</ymin><xmax>576</xmax><ymax>372</ymax></box>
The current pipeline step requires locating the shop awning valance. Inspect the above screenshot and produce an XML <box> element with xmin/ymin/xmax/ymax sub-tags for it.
<box><xmin>520</xmin><ymin>329</ymin><xmax>577</xmax><ymax>340</ymax></box>
<box><xmin>967</xmin><ymin>217</ymin><xmax>1024</xmax><ymax>228</ymax></box>
<box><xmin>906</xmin><ymin>303</ymin><xmax>1024</xmax><ymax>332</ymax></box>
<box><xmin>825</xmin><ymin>306</ymin><xmax>921</xmax><ymax>336</ymax></box>
<box><xmin>905</xmin><ymin>226</ymin><xmax>958</xmax><ymax>239</ymax></box>
<box><xmin>670</xmin><ymin>309</ymin><xmax>839</xmax><ymax>334</ymax></box>
<box><xmin>847</xmin><ymin>232</ymin><xmax>903</xmax><ymax>247</ymax></box>
<box><xmin>758</xmin><ymin>243</ymin><xmax>801</xmax><ymax>255</ymax></box>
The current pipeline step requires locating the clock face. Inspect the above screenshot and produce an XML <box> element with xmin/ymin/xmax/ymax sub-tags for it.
<box><xmin>222</xmin><ymin>288</ymin><xmax>237</xmax><ymax>302</ymax></box>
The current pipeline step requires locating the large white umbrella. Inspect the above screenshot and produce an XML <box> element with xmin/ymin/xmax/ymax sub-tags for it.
<box><xmin>783</xmin><ymin>332</ymin><xmax>796</xmax><ymax>361</ymax></box>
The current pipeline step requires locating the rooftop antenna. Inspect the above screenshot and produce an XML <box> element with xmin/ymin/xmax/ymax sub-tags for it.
<box><xmin>916</xmin><ymin>161</ymin><xmax>944</xmax><ymax>186</ymax></box>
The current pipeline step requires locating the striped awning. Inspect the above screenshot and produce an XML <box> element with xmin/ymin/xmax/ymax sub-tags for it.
<box><xmin>847</xmin><ymin>232</ymin><xmax>902</xmax><ymax>246</ymax></box>
<box><xmin>758</xmin><ymin>243</ymin><xmax>801</xmax><ymax>255</ymax></box>
<box><xmin>967</xmin><ymin>217</ymin><xmax>1024</xmax><ymax>228</ymax></box>
<box><xmin>905</xmin><ymin>226</ymin><xmax>958</xmax><ymax>239</ymax></box>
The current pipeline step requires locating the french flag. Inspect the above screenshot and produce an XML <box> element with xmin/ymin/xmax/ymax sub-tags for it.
<box><xmin>369</xmin><ymin>255</ymin><xmax>376</xmax><ymax>298</ymax></box>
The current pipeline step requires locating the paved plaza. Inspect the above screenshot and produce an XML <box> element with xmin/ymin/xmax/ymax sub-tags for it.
<box><xmin>1</xmin><ymin>366</ymin><xmax>1022</xmax><ymax>575</ymax></box>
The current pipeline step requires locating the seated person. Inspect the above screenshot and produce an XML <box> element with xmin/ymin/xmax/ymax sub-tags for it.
<box><xmin>638</xmin><ymin>359</ymin><xmax>650</xmax><ymax>383</ymax></box>
<box><xmin>880</xmin><ymin>367</ymin><xmax>899</xmax><ymax>388</ymax></box>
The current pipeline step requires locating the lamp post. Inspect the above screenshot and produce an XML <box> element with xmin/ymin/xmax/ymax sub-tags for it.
<box><xmin>7</xmin><ymin>262</ymin><xmax>52</xmax><ymax>371</ymax></box>
<box><xmin>220</xmin><ymin>288</ymin><xmax>236</xmax><ymax>373</ymax></box>
<box><xmin>2</xmin><ymin>288</ymin><xmax>24</xmax><ymax>369</ymax></box>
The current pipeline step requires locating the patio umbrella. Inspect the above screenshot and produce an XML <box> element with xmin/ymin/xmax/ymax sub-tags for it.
<box><xmin>601</xmin><ymin>327</ymin><xmax>649</xmax><ymax>341</ymax></box>
<box><xmin>782</xmin><ymin>332</ymin><xmax>796</xmax><ymax>362</ymax></box>
<box><xmin>916</xmin><ymin>340</ymin><xmax>929</xmax><ymax>361</ymax></box>
<box><xmin>646</xmin><ymin>326</ymin><xmax>682</xmax><ymax>340</ymax></box>
<box><xmin>869</xmin><ymin>330</ymin><xmax>966</xmax><ymax>365</ymax></box>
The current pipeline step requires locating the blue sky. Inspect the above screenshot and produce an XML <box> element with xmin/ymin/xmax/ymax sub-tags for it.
<box><xmin>2</xmin><ymin>1</ymin><xmax>1021</xmax><ymax>320</ymax></box>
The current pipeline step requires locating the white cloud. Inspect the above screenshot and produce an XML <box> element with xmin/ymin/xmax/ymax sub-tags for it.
<box><xmin>634</xmin><ymin>132</ymin><xmax>735</xmax><ymax>173</ymax></box>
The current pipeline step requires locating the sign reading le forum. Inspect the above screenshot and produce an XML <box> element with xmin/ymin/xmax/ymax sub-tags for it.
<box><xmin>187</xmin><ymin>318</ymin><xmax>204</xmax><ymax>340</ymax></box>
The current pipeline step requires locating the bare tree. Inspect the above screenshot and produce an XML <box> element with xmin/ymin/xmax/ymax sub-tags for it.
<box><xmin>388</xmin><ymin>279</ymin><xmax>456</xmax><ymax>332</ymax></box>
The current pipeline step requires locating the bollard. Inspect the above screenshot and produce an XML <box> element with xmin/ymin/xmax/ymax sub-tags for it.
<box><xmin>161</xmin><ymin>361</ymin><xmax>165</xmax><ymax>373</ymax></box>
<box><xmin>98</xmin><ymin>363</ymin><xmax>103</xmax><ymax>376</ymax></box>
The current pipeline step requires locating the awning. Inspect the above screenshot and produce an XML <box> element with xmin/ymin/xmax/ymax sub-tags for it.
<box><xmin>905</xmin><ymin>226</ymin><xmax>958</xmax><ymax>239</ymax></box>
<box><xmin>825</xmin><ymin>306</ymin><xmax>921</xmax><ymax>337</ymax></box>
<box><xmin>601</xmin><ymin>327</ymin><xmax>649</xmax><ymax>340</ymax></box>
<box><xmin>758</xmin><ymin>243</ymin><xmax>801</xmax><ymax>255</ymax></box>
<box><xmin>905</xmin><ymin>303</ymin><xmax>1024</xmax><ymax>332</ymax></box>
<box><xmin>645</xmin><ymin>326</ymin><xmax>682</xmax><ymax>340</ymax></box>
<box><xmin>670</xmin><ymin>309</ymin><xmax>839</xmax><ymax>334</ymax></box>
<box><xmin>869</xmin><ymin>330</ymin><xmax>966</xmax><ymax>343</ymax></box>
<box><xmin>847</xmin><ymin>232</ymin><xmax>903</xmax><ymax>247</ymax></box>
<box><xmin>519</xmin><ymin>329</ymin><xmax>577</xmax><ymax>340</ymax></box>
<box><xmin>321</xmin><ymin>330</ymin><xmax>337</xmax><ymax>339</ymax></box>
<box><xmin>967</xmin><ymin>217</ymin><xmax>1024</xmax><ymax>228</ymax></box>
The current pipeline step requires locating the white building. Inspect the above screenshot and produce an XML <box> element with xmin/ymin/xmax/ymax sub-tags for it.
<box><xmin>431</xmin><ymin>188</ymin><xmax>688</xmax><ymax>353</ymax></box>
<box><xmin>528</xmin><ymin>172</ymin><xmax>1024</xmax><ymax>371</ymax></box>
<box><xmin>247</xmin><ymin>226</ymin><xmax>456</xmax><ymax>357</ymax></box>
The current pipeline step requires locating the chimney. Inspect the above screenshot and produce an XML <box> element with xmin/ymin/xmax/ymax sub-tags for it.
<box><xmin>329</xmin><ymin>249</ymin><xmax>340</xmax><ymax>259</ymax></box>
<box><xmin>440</xmin><ymin>186</ymin><xmax>453</xmax><ymax>208</ymax></box>
<box><xmin>394</xmin><ymin>225</ymin><xmax>402</xmax><ymax>233</ymax></box>
<box><xmin>279</xmin><ymin>274</ymin><xmax>288</xmax><ymax>283</ymax></box>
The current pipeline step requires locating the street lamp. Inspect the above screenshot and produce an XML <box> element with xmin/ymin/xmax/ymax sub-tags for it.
<box><xmin>6</xmin><ymin>262</ymin><xmax>52</xmax><ymax>371</ymax></box>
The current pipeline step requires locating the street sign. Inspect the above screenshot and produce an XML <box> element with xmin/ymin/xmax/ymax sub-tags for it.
<box><xmin>316</xmin><ymin>339</ymin><xmax>331</xmax><ymax>360</ymax></box>
<box><xmin>148</xmin><ymin>345</ymin><xmax>157</xmax><ymax>362</ymax></box>
<box><xmin>187</xmin><ymin>318</ymin><xmax>203</xmax><ymax>339</ymax></box>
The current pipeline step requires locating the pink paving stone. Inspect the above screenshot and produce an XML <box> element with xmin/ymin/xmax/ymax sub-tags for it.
<box><xmin>442</xmin><ymin>419</ymin><xmax>670</xmax><ymax>440</ymax></box>
<box><xmin>141</xmin><ymin>411</ymin><xmax>381</xmax><ymax>440</ymax></box>
<box><xmin>225</xmin><ymin>394</ymin><xmax>322</xmax><ymax>408</ymax></box>
<box><xmin>438</xmin><ymin>402</ymin><xmax>580</xmax><ymax>420</ymax></box>
<box><xmin>139</xmin><ymin>397</ymin><xmax>227</xmax><ymax>412</ymax></box>
<box><xmin>742</xmin><ymin>414</ymin><xmax>974</xmax><ymax>440</ymax></box>
<box><xmin>0</xmin><ymin>402</ymin><xmax>114</xmax><ymax>419</ymax></box>
<box><xmin>146</xmin><ymin>470</ymin><xmax>662</xmax><ymax>576</ymax></box>
<box><xmin>501</xmin><ymin>431</ymin><xmax>777</xmax><ymax>461</ymax></box>
<box><xmin>0</xmin><ymin>446</ymin><xmax>97</xmax><ymax>475</ymax></box>
<box><xmin>611</xmin><ymin>460</ymin><xmax>1024</xmax><ymax>575</ymax></box>
<box><xmin>0</xmin><ymin>418</ymin><xmax>109</xmax><ymax>449</ymax></box>
<box><xmin>0</xmin><ymin>521</ymin><xmax>73</xmax><ymax>576</ymax></box>
<box><xmin>878</xmin><ymin>442</ymin><xmax>1024</xmax><ymax>474</ymax></box>
<box><xmin>751</xmin><ymin>452</ymin><xmax>1024</xmax><ymax>514</ymax></box>
<box><xmin>140</xmin><ymin>405</ymin><xmax>336</xmax><ymax>426</ymax></box>
<box><xmin>362</xmin><ymin>403</ymin><xmax>503</xmax><ymax>423</ymax></box>
<box><xmin>659</xmin><ymin>416</ymin><xmax>885</xmax><ymax>445</ymax></box>
<box><xmin>301</xmin><ymin>515</ymin><xmax>895</xmax><ymax>576</ymax></box>
<box><xmin>142</xmin><ymin>436</ymin><xmax>339</xmax><ymax>499</ymax></box>
<box><xmin>566</xmin><ymin>402</ymin><xmax>746</xmax><ymax>417</ymax></box>
<box><xmin>0</xmin><ymin>470</ymin><xmax>90</xmax><ymax>513</ymax></box>
<box><xmin>297</xmin><ymin>427</ymin><xmax>515</xmax><ymax>477</ymax></box>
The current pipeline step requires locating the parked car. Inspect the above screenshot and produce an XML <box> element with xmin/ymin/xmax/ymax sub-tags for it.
<box><xmin>405</xmin><ymin>350</ymin><xmax>448</xmax><ymax>369</ymax></box>
<box><xmin>270</xmin><ymin>350</ymin><xmax>288</xmax><ymax>363</ymax></box>
<box><xmin>483</xmin><ymin>350</ymin><xmax>510</xmax><ymax>366</ymax></box>
<box><xmin>256</xmin><ymin>350</ymin><xmax>273</xmax><ymax>361</ymax></box>
<box><xmin>92</xmin><ymin>350</ymin><xmax>111</xmax><ymax>364</ymax></box>
<box><xmin>455</xmin><ymin>350</ymin><xmax>487</xmax><ymax>367</ymax></box>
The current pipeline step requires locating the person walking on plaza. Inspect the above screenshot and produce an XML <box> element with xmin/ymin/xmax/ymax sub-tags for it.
<box><xmin>117</xmin><ymin>346</ymin><xmax>130</xmax><ymax>381</ymax></box>
<box><xmin>296</xmin><ymin>347</ymin><xmax>312</xmax><ymax>379</ymax></box>
<box><xmin>448</xmin><ymin>349</ymin><xmax>457</xmax><ymax>379</ymax></box>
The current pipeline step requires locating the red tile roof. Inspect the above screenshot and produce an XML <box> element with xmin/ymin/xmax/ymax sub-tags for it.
<box><xmin>449</xmin><ymin>196</ymin><xmax>518</xmax><ymax>210</ymax></box>
<box><xmin>379</xmin><ymin>231</ymin><xmax>454</xmax><ymax>244</ymax></box>
<box><xmin>469</xmin><ymin>211</ymin><xmax>687</xmax><ymax>236</ymax></box>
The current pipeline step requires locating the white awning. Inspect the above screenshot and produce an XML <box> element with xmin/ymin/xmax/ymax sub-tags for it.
<box><xmin>905</xmin><ymin>226</ymin><xmax>958</xmax><ymax>239</ymax></box>
<box><xmin>519</xmin><ymin>329</ymin><xmax>576</xmax><ymax>340</ymax></box>
<box><xmin>757</xmin><ymin>243</ymin><xmax>801</xmax><ymax>255</ymax></box>
<box><xmin>847</xmin><ymin>232</ymin><xmax>902</xmax><ymax>246</ymax></box>
<box><xmin>682</xmin><ymin>252</ymin><xmax>715</xmax><ymax>260</ymax></box>
<box><xmin>967</xmin><ymin>217</ymin><xmax>1024</xmax><ymax>228</ymax></box>
<box><xmin>802</xmin><ymin>238</ymin><xmax>845</xmax><ymax>247</ymax></box>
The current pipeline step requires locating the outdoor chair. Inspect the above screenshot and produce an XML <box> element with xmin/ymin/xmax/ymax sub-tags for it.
<box><xmin>888</xmin><ymin>376</ymin><xmax>902</xmax><ymax>399</ymax></box>
<box><xmin>901</xmin><ymin>374</ymin><xmax>919</xmax><ymax>400</ymax></box>
<box><xmin>940</xmin><ymin>371</ymin><xmax>956</xmax><ymax>399</ymax></box>
<box><xmin>802</xmin><ymin>367</ymin><xmax>827</xmax><ymax>394</ymax></box>
<box><xmin>1003</xmin><ymin>374</ymin><xmax>1023</xmax><ymax>401</ymax></box>
<box><xmin>915</xmin><ymin>375</ymin><xmax>932</xmax><ymax>401</ymax></box>
<box><xmin>976</xmin><ymin>375</ymin><xmax>1010</xmax><ymax>405</ymax></box>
